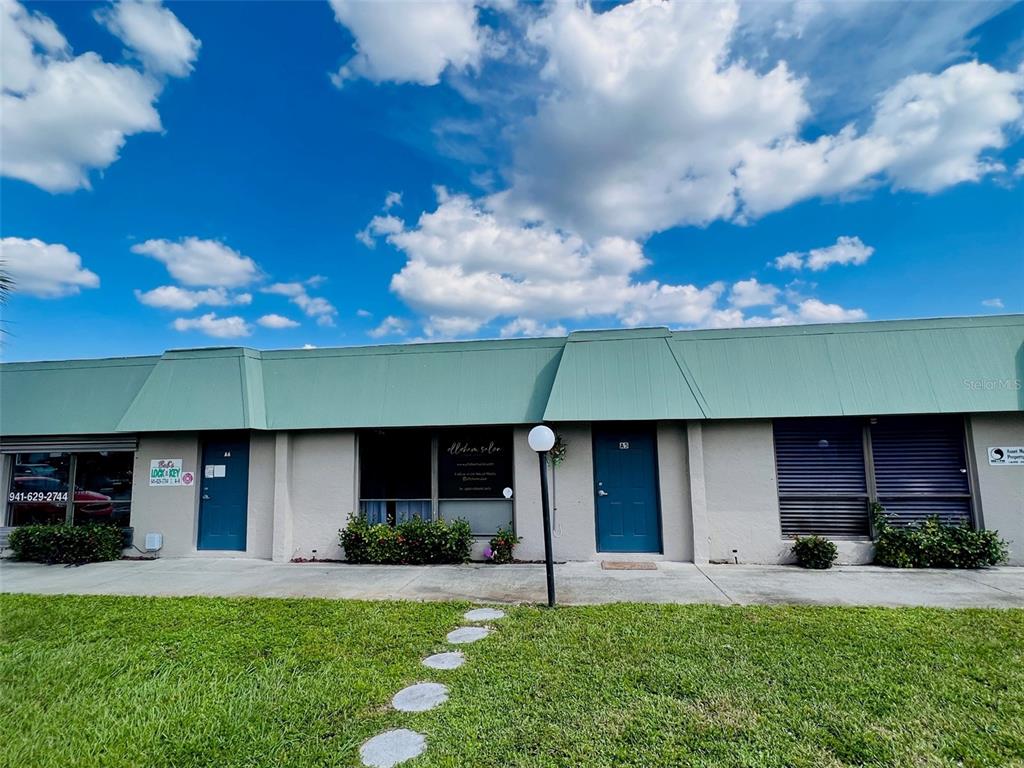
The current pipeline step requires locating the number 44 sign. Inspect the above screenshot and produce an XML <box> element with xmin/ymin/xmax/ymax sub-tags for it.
<box><xmin>988</xmin><ymin>447</ymin><xmax>1024</xmax><ymax>466</ymax></box>
<box><xmin>149</xmin><ymin>459</ymin><xmax>196</xmax><ymax>486</ymax></box>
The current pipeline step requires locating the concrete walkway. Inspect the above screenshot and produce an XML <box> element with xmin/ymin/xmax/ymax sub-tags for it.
<box><xmin>3</xmin><ymin>558</ymin><xmax>1023</xmax><ymax>608</ymax></box>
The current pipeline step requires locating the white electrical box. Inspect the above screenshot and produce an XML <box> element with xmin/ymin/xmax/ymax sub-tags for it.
<box><xmin>144</xmin><ymin>532</ymin><xmax>163</xmax><ymax>552</ymax></box>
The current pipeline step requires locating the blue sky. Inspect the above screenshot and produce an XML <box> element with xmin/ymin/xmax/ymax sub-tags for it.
<box><xmin>2</xmin><ymin>0</ymin><xmax>1022</xmax><ymax>361</ymax></box>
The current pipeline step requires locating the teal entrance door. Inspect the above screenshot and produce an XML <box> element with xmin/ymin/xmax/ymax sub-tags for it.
<box><xmin>593</xmin><ymin>426</ymin><xmax>661</xmax><ymax>553</ymax></box>
<box><xmin>198</xmin><ymin>436</ymin><xmax>250</xmax><ymax>551</ymax></box>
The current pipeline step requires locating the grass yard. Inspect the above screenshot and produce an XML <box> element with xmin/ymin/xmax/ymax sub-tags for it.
<box><xmin>1</xmin><ymin>595</ymin><xmax>1022</xmax><ymax>767</ymax></box>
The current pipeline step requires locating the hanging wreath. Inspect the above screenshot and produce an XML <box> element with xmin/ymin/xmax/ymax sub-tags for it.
<box><xmin>550</xmin><ymin>434</ymin><xmax>568</xmax><ymax>466</ymax></box>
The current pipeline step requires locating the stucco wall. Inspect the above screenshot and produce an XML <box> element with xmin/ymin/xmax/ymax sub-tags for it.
<box><xmin>130</xmin><ymin>433</ymin><xmax>201</xmax><ymax>558</ymax></box>
<box><xmin>515</xmin><ymin>423</ymin><xmax>692</xmax><ymax>562</ymax></box>
<box><xmin>657</xmin><ymin>422</ymin><xmax>693</xmax><ymax>561</ymax></box>
<box><xmin>286</xmin><ymin>431</ymin><xmax>356</xmax><ymax>561</ymax></box>
<box><xmin>131</xmin><ymin>432</ymin><xmax>275</xmax><ymax>559</ymax></box>
<box><xmin>514</xmin><ymin>424</ymin><xmax>597</xmax><ymax>562</ymax></box>
<box><xmin>700</xmin><ymin>419</ymin><xmax>873</xmax><ymax>565</ymax></box>
<box><xmin>970</xmin><ymin>412</ymin><xmax>1024</xmax><ymax>565</ymax></box>
<box><xmin>246</xmin><ymin>431</ymin><xmax>276</xmax><ymax>559</ymax></box>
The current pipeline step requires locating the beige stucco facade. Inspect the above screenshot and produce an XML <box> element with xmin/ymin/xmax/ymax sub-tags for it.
<box><xmin>969</xmin><ymin>412</ymin><xmax>1024</xmax><ymax>565</ymax></box>
<box><xmin>108</xmin><ymin>413</ymin><xmax>1022</xmax><ymax>567</ymax></box>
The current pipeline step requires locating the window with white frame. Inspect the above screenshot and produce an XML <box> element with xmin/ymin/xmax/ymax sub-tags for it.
<box><xmin>357</xmin><ymin>427</ymin><xmax>514</xmax><ymax>535</ymax></box>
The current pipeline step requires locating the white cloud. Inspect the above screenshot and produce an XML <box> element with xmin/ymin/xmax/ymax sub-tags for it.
<box><xmin>500</xmin><ymin>318</ymin><xmax>567</xmax><ymax>338</ymax></box>
<box><xmin>1015</xmin><ymin>160</ymin><xmax>1024</xmax><ymax>177</ymax></box>
<box><xmin>504</xmin><ymin>0</ymin><xmax>809</xmax><ymax>238</ymax></box>
<box><xmin>96</xmin><ymin>0</ymin><xmax>200</xmax><ymax>77</ymax></box>
<box><xmin>470</xmin><ymin>2</ymin><xmax>1024</xmax><ymax>238</ymax></box>
<box><xmin>784</xmin><ymin>299</ymin><xmax>868</xmax><ymax>324</ymax></box>
<box><xmin>367</xmin><ymin>315</ymin><xmax>409</xmax><ymax>338</ymax></box>
<box><xmin>132</xmin><ymin>237</ymin><xmax>260</xmax><ymax>287</ymax></box>
<box><xmin>356</xmin><ymin>308</ymin><xmax>373</xmax><ymax>318</ymax></box>
<box><xmin>257</xmin><ymin>313</ymin><xmax>300</xmax><ymax>329</ymax></box>
<box><xmin>172</xmin><ymin>312</ymin><xmax>251</xmax><ymax>338</ymax></box>
<box><xmin>729</xmin><ymin>278</ymin><xmax>780</xmax><ymax>308</ymax></box>
<box><xmin>772</xmin><ymin>236</ymin><xmax>874</xmax><ymax>271</ymax></box>
<box><xmin>302</xmin><ymin>343</ymin><xmax>317</xmax><ymax>349</ymax></box>
<box><xmin>981</xmin><ymin>298</ymin><xmax>1004</xmax><ymax>309</ymax></box>
<box><xmin>134</xmin><ymin>285</ymin><xmax>251</xmax><ymax>310</ymax></box>
<box><xmin>262</xmin><ymin>279</ymin><xmax>338</xmax><ymax>327</ymax></box>
<box><xmin>738</xmin><ymin>62</ymin><xmax>1024</xmax><ymax>217</ymax></box>
<box><xmin>329</xmin><ymin>0</ymin><xmax>484</xmax><ymax>86</ymax></box>
<box><xmin>773</xmin><ymin>252</ymin><xmax>806</xmax><ymax>270</ymax></box>
<box><xmin>384</xmin><ymin>191</ymin><xmax>403</xmax><ymax>210</ymax></box>
<box><xmin>365</xmin><ymin>190</ymin><xmax>733</xmax><ymax>334</ymax></box>
<box><xmin>0</xmin><ymin>236</ymin><xmax>100</xmax><ymax>298</ymax></box>
<box><xmin>1</xmin><ymin>0</ymin><xmax>197</xmax><ymax>193</ymax></box>
<box><xmin>357</xmin><ymin>214</ymin><xmax>405</xmax><ymax>249</ymax></box>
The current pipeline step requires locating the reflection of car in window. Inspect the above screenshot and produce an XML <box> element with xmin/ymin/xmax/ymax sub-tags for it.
<box><xmin>11</xmin><ymin>476</ymin><xmax>115</xmax><ymax>518</ymax></box>
<box><xmin>15</xmin><ymin>463</ymin><xmax>59</xmax><ymax>478</ymax></box>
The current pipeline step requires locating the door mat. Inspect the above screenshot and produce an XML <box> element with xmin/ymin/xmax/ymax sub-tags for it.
<box><xmin>601</xmin><ymin>561</ymin><xmax>657</xmax><ymax>570</ymax></box>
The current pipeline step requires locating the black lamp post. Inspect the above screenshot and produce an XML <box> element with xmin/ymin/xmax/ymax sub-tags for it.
<box><xmin>528</xmin><ymin>425</ymin><xmax>557</xmax><ymax>607</ymax></box>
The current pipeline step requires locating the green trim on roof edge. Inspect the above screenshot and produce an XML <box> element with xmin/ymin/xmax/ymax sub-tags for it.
<box><xmin>1</xmin><ymin>315</ymin><xmax>1021</xmax><ymax>436</ymax></box>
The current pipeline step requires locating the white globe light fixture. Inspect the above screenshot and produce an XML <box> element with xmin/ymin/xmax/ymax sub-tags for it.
<box><xmin>528</xmin><ymin>424</ymin><xmax>557</xmax><ymax>606</ymax></box>
<box><xmin>528</xmin><ymin>424</ymin><xmax>556</xmax><ymax>453</ymax></box>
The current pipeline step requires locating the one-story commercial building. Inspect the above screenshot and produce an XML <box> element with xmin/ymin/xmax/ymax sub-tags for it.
<box><xmin>2</xmin><ymin>316</ymin><xmax>1022</xmax><ymax>565</ymax></box>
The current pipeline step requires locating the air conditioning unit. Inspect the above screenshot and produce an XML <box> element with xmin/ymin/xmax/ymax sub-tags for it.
<box><xmin>144</xmin><ymin>532</ymin><xmax>163</xmax><ymax>552</ymax></box>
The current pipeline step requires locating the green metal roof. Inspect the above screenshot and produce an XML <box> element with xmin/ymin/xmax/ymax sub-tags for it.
<box><xmin>260</xmin><ymin>338</ymin><xmax>564</xmax><ymax>429</ymax></box>
<box><xmin>0</xmin><ymin>356</ymin><xmax>158</xmax><ymax>436</ymax></box>
<box><xmin>117</xmin><ymin>348</ymin><xmax>267</xmax><ymax>432</ymax></box>
<box><xmin>543</xmin><ymin>315</ymin><xmax>1024</xmax><ymax>421</ymax></box>
<box><xmin>1</xmin><ymin>316</ymin><xmax>1020</xmax><ymax>436</ymax></box>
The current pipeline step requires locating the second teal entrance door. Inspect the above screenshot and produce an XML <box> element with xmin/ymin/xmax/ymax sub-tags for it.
<box><xmin>593</xmin><ymin>426</ymin><xmax>661</xmax><ymax>553</ymax></box>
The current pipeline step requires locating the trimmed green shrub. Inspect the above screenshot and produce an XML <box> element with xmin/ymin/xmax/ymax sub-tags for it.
<box><xmin>873</xmin><ymin>507</ymin><xmax>1008</xmax><ymax>569</ymax></box>
<box><xmin>339</xmin><ymin>515</ymin><xmax>472</xmax><ymax>564</ymax></box>
<box><xmin>792</xmin><ymin>535</ymin><xmax>838</xmax><ymax>569</ymax></box>
<box><xmin>8</xmin><ymin>524</ymin><xmax>124</xmax><ymax>565</ymax></box>
<box><xmin>485</xmin><ymin>523</ymin><xmax>521</xmax><ymax>564</ymax></box>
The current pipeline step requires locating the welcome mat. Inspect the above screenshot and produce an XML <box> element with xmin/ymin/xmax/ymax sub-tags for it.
<box><xmin>600</xmin><ymin>561</ymin><xmax>657</xmax><ymax>570</ymax></box>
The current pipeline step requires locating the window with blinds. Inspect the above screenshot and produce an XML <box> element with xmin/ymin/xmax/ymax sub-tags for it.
<box><xmin>869</xmin><ymin>415</ymin><xmax>972</xmax><ymax>526</ymax></box>
<box><xmin>773</xmin><ymin>415</ymin><xmax>973</xmax><ymax>538</ymax></box>
<box><xmin>774</xmin><ymin>418</ymin><xmax>870</xmax><ymax>537</ymax></box>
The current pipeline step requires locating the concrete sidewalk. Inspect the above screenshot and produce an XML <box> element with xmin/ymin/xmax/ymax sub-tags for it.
<box><xmin>2</xmin><ymin>558</ymin><xmax>1023</xmax><ymax>608</ymax></box>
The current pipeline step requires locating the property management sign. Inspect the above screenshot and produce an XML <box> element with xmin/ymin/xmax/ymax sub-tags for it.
<box><xmin>149</xmin><ymin>459</ymin><xmax>195</xmax><ymax>486</ymax></box>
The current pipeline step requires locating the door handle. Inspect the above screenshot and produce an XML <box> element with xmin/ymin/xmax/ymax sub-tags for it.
<box><xmin>202</xmin><ymin>494</ymin><xmax>210</xmax><ymax>500</ymax></box>
<box><xmin>598</xmin><ymin>490</ymin><xmax>609</xmax><ymax>496</ymax></box>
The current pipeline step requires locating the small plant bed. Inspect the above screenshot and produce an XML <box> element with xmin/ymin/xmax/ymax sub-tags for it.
<box><xmin>1</xmin><ymin>594</ymin><xmax>1022</xmax><ymax>767</ymax></box>
<box><xmin>792</xmin><ymin>535</ymin><xmax>838</xmax><ymax>569</ymax></box>
<box><xmin>873</xmin><ymin>507</ymin><xmax>1009</xmax><ymax>568</ymax></box>
<box><xmin>339</xmin><ymin>515</ymin><xmax>472</xmax><ymax>564</ymax></box>
<box><xmin>484</xmin><ymin>523</ymin><xmax>521</xmax><ymax>564</ymax></box>
<box><xmin>7</xmin><ymin>524</ymin><xmax>123</xmax><ymax>565</ymax></box>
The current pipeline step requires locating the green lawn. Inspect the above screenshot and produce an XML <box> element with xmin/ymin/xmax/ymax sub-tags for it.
<box><xmin>1</xmin><ymin>595</ymin><xmax>1022</xmax><ymax>767</ymax></box>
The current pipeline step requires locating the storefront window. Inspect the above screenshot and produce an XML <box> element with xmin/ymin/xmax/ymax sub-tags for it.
<box><xmin>8</xmin><ymin>453</ymin><xmax>71</xmax><ymax>526</ymax></box>
<box><xmin>5</xmin><ymin>451</ymin><xmax>133</xmax><ymax>528</ymax></box>
<box><xmin>357</xmin><ymin>427</ymin><xmax>515</xmax><ymax>535</ymax></box>
<box><xmin>437</xmin><ymin>428</ymin><xmax>513</xmax><ymax>535</ymax></box>
<box><xmin>359</xmin><ymin>430</ymin><xmax>432</xmax><ymax>525</ymax></box>
<box><xmin>72</xmin><ymin>452</ymin><xmax>134</xmax><ymax>527</ymax></box>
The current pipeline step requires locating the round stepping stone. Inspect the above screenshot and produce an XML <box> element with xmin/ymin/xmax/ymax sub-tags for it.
<box><xmin>359</xmin><ymin>729</ymin><xmax>425</xmax><ymax>768</ymax></box>
<box><xmin>464</xmin><ymin>607</ymin><xmax>505</xmax><ymax>621</ymax></box>
<box><xmin>446</xmin><ymin>626</ymin><xmax>491</xmax><ymax>644</ymax></box>
<box><xmin>423</xmin><ymin>651</ymin><xmax>465</xmax><ymax>670</ymax></box>
<box><xmin>392</xmin><ymin>682</ymin><xmax>449</xmax><ymax>712</ymax></box>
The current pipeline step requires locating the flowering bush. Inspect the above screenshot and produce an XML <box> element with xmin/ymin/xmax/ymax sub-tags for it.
<box><xmin>486</xmin><ymin>523</ymin><xmax>521</xmax><ymax>564</ymax></box>
<box><xmin>339</xmin><ymin>515</ymin><xmax>472</xmax><ymax>564</ymax></box>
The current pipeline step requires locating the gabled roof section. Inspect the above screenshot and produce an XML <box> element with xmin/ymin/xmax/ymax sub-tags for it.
<box><xmin>0</xmin><ymin>356</ymin><xmax>158</xmax><ymax>436</ymax></box>
<box><xmin>260</xmin><ymin>337</ymin><xmax>564</xmax><ymax>428</ymax></box>
<box><xmin>669</xmin><ymin>315</ymin><xmax>1024</xmax><ymax>418</ymax></box>
<box><xmin>543</xmin><ymin>328</ymin><xmax>706</xmax><ymax>421</ymax></box>
<box><xmin>117</xmin><ymin>348</ymin><xmax>266</xmax><ymax>432</ymax></box>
